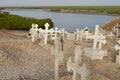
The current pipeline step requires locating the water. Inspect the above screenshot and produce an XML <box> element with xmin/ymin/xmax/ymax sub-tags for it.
<box><xmin>4</xmin><ymin>9</ymin><xmax>116</xmax><ymax>31</ymax></box>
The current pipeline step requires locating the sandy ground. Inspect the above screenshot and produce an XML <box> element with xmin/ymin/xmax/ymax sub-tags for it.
<box><xmin>0</xmin><ymin>29</ymin><xmax>120</xmax><ymax>80</ymax></box>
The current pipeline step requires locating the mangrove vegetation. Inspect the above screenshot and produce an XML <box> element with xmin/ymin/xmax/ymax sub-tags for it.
<box><xmin>0</xmin><ymin>12</ymin><xmax>54</xmax><ymax>30</ymax></box>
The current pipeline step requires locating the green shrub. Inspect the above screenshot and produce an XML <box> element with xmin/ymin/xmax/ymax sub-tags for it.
<box><xmin>0</xmin><ymin>12</ymin><xmax>54</xmax><ymax>30</ymax></box>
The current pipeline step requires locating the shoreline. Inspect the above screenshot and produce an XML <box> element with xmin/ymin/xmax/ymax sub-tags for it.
<box><xmin>50</xmin><ymin>9</ymin><xmax>119</xmax><ymax>16</ymax></box>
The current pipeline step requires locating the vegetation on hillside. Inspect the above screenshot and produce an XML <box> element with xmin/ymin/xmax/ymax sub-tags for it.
<box><xmin>0</xmin><ymin>12</ymin><xmax>54</xmax><ymax>30</ymax></box>
<box><xmin>50</xmin><ymin>6</ymin><xmax>120</xmax><ymax>15</ymax></box>
<box><xmin>1</xmin><ymin>6</ymin><xmax>120</xmax><ymax>15</ymax></box>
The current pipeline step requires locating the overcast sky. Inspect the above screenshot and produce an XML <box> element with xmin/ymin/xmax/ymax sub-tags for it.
<box><xmin>0</xmin><ymin>0</ymin><xmax>120</xmax><ymax>7</ymax></box>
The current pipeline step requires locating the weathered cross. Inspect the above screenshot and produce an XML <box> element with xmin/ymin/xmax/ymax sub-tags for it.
<box><xmin>86</xmin><ymin>25</ymin><xmax>106</xmax><ymax>50</ymax></box>
<box><xmin>108</xmin><ymin>32</ymin><xmax>114</xmax><ymax>38</ymax></box>
<box><xmin>112</xmin><ymin>23</ymin><xmax>120</xmax><ymax>38</ymax></box>
<box><xmin>51</xmin><ymin>39</ymin><xmax>64</xmax><ymax>80</ymax></box>
<box><xmin>114</xmin><ymin>40</ymin><xmax>120</xmax><ymax>64</ymax></box>
<box><xmin>114</xmin><ymin>40</ymin><xmax>120</xmax><ymax>54</ymax></box>
<box><xmin>44</xmin><ymin>23</ymin><xmax>49</xmax><ymax>44</ymax></box>
<box><xmin>31</xmin><ymin>24</ymin><xmax>38</xmax><ymax>43</ymax></box>
<box><xmin>67</xmin><ymin>46</ymin><xmax>89</xmax><ymax>80</ymax></box>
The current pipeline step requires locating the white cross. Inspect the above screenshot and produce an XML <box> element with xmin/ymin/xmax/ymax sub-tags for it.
<box><xmin>31</xmin><ymin>24</ymin><xmax>39</xmax><ymax>43</ymax></box>
<box><xmin>108</xmin><ymin>32</ymin><xmax>114</xmax><ymax>38</ymax></box>
<box><xmin>67</xmin><ymin>46</ymin><xmax>84</xmax><ymax>80</ymax></box>
<box><xmin>86</xmin><ymin>25</ymin><xmax>106</xmax><ymax>50</ymax></box>
<box><xmin>114</xmin><ymin>40</ymin><xmax>120</xmax><ymax>54</ymax></box>
<box><xmin>55</xmin><ymin>27</ymin><xmax>58</xmax><ymax>39</ymax></box>
<box><xmin>112</xmin><ymin>23</ymin><xmax>120</xmax><ymax>38</ymax></box>
<box><xmin>44</xmin><ymin>23</ymin><xmax>49</xmax><ymax>44</ymax></box>
<box><xmin>114</xmin><ymin>40</ymin><xmax>120</xmax><ymax>64</ymax></box>
<box><xmin>76</xmin><ymin>29</ymin><xmax>84</xmax><ymax>41</ymax></box>
<box><xmin>51</xmin><ymin>39</ymin><xmax>64</xmax><ymax>80</ymax></box>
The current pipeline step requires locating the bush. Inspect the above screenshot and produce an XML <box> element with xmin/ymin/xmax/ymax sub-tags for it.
<box><xmin>0</xmin><ymin>12</ymin><xmax>54</xmax><ymax>30</ymax></box>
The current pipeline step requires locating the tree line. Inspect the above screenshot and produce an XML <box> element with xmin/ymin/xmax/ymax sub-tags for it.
<box><xmin>0</xmin><ymin>12</ymin><xmax>54</xmax><ymax>30</ymax></box>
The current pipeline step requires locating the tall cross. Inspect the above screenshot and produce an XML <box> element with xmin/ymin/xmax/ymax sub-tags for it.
<box><xmin>51</xmin><ymin>39</ymin><xmax>64</xmax><ymax>80</ymax></box>
<box><xmin>44</xmin><ymin>23</ymin><xmax>49</xmax><ymax>44</ymax></box>
<box><xmin>67</xmin><ymin>46</ymin><xmax>87</xmax><ymax>80</ymax></box>
<box><xmin>86</xmin><ymin>25</ymin><xmax>106</xmax><ymax>50</ymax></box>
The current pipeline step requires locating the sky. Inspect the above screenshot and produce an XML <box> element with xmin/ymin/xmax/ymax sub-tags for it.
<box><xmin>0</xmin><ymin>0</ymin><xmax>120</xmax><ymax>7</ymax></box>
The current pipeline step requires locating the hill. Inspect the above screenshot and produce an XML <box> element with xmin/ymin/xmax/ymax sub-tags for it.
<box><xmin>102</xmin><ymin>17</ymin><xmax>120</xmax><ymax>30</ymax></box>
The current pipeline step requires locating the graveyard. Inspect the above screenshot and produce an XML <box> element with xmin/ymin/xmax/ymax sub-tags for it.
<box><xmin>0</xmin><ymin>17</ymin><xmax>120</xmax><ymax>80</ymax></box>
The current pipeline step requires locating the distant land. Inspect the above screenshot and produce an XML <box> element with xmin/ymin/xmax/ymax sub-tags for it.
<box><xmin>0</xmin><ymin>6</ymin><xmax>120</xmax><ymax>15</ymax></box>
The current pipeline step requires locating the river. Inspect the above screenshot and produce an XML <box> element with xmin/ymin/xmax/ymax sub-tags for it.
<box><xmin>4</xmin><ymin>9</ymin><xmax>116</xmax><ymax>31</ymax></box>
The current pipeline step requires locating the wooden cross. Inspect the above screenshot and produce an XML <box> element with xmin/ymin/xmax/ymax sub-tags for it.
<box><xmin>86</xmin><ymin>25</ymin><xmax>106</xmax><ymax>50</ymax></box>
<box><xmin>51</xmin><ymin>39</ymin><xmax>64</xmax><ymax>80</ymax></box>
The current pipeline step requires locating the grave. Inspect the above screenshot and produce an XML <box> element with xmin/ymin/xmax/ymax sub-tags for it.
<box><xmin>67</xmin><ymin>46</ymin><xmax>89</xmax><ymax>80</ymax></box>
<box><xmin>29</xmin><ymin>23</ymin><xmax>65</xmax><ymax>44</ymax></box>
<box><xmin>112</xmin><ymin>23</ymin><xmax>120</xmax><ymax>38</ymax></box>
<box><xmin>107</xmin><ymin>32</ymin><xmax>114</xmax><ymax>39</ymax></box>
<box><xmin>51</xmin><ymin>39</ymin><xmax>64</xmax><ymax>80</ymax></box>
<box><xmin>76</xmin><ymin>27</ymin><xmax>91</xmax><ymax>41</ymax></box>
<box><xmin>114</xmin><ymin>40</ymin><xmax>120</xmax><ymax>64</ymax></box>
<box><xmin>85</xmin><ymin>25</ymin><xmax>107</xmax><ymax>60</ymax></box>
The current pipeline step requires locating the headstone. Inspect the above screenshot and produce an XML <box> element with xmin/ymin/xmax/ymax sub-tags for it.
<box><xmin>85</xmin><ymin>25</ymin><xmax>107</xmax><ymax>60</ymax></box>
<box><xmin>114</xmin><ymin>40</ymin><xmax>120</xmax><ymax>64</ymax></box>
<box><xmin>67</xmin><ymin>46</ymin><xmax>86</xmax><ymax>80</ymax></box>
<box><xmin>51</xmin><ymin>39</ymin><xmax>64</xmax><ymax>80</ymax></box>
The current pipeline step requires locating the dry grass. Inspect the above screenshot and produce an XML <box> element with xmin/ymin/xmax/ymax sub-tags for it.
<box><xmin>102</xmin><ymin>17</ymin><xmax>120</xmax><ymax>30</ymax></box>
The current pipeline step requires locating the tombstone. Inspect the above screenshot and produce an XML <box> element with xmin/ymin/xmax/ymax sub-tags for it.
<box><xmin>107</xmin><ymin>32</ymin><xmax>114</xmax><ymax>39</ymax></box>
<box><xmin>67</xmin><ymin>46</ymin><xmax>89</xmax><ymax>80</ymax></box>
<box><xmin>44</xmin><ymin>23</ymin><xmax>49</xmax><ymax>44</ymax></box>
<box><xmin>85</xmin><ymin>25</ymin><xmax>107</xmax><ymax>60</ymax></box>
<box><xmin>114</xmin><ymin>40</ymin><xmax>120</xmax><ymax>64</ymax></box>
<box><xmin>51</xmin><ymin>39</ymin><xmax>64</xmax><ymax>80</ymax></box>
